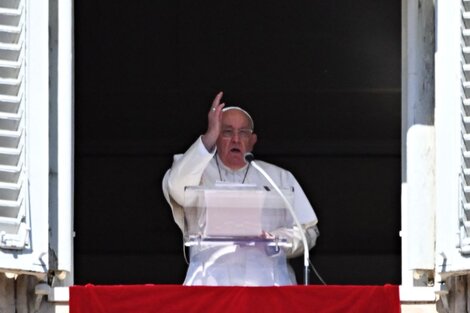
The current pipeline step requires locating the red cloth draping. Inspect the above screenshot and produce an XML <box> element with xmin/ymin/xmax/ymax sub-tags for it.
<box><xmin>70</xmin><ymin>284</ymin><xmax>400</xmax><ymax>313</ymax></box>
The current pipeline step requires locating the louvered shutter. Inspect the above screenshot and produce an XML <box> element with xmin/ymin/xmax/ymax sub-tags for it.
<box><xmin>0</xmin><ymin>0</ymin><xmax>50</xmax><ymax>275</ymax></box>
<box><xmin>434</xmin><ymin>0</ymin><xmax>470</xmax><ymax>277</ymax></box>
<box><xmin>460</xmin><ymin>0</ymin><xmax>470</xmax><ymax>255</ymax></box>
<box><xmin>0</xmin><ymin>0</ymin><xmax>28</xmax><ymax>250</ymax></box>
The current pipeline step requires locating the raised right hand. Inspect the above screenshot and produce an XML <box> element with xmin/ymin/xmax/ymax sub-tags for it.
<box><xmin>202</xmin><ymin>91</ymin><xmax>225</xmax><ymax>151</ymax></box>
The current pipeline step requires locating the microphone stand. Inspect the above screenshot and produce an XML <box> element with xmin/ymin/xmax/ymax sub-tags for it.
<box><xmin>245</xmin><ymin>153</ymin><xmax>310</xmax><ymax>285</ymax></box>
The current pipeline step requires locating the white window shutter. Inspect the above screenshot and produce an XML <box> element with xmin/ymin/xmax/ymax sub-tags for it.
<box><xmin>435</xmin><ymin>0</ymin><xmax>470</xmax><ymax>276</ymax></box>
<box><xmin>0</xmin><ymin>0</ymin><xmax>28</xmax><ymax>250</ymax></box>
<box><xmin>460</xmin><ymin>0</ymin><xmax>470</xmax><ymax>255</ymax></box>
<box><xmin>0</xmin><ymin>0</ymin><xmax>51</xmax><ymax>275</ymax></box>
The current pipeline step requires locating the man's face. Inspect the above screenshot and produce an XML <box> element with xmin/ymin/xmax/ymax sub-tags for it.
<box><xmin>216</xmin><ymin>109</ymin><xmax>257</xmax><ymax>170</ymax></box>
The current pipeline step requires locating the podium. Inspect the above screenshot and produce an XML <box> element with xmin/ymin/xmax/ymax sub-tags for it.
<box><xmin>182</xmin><ymin>184</ymin><xmax>297</xmax><ymax>286</ymax></box>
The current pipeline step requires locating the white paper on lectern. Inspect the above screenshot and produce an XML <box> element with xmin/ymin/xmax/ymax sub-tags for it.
<box><xmin>203</xmin><ymin>188</ymin><xmax>266</xmax><ymax>237</ymax></box>
<box><xmin>183</xmin><ymin>185</ymin><xmax>294</xmax><ymax>239</ymax></box>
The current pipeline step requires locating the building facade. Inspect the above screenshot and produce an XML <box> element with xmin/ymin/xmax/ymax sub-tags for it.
<box><xmin>2</xmin><ymin>0</ymin><xmax>470</xmax><ymax>312</ymax></box>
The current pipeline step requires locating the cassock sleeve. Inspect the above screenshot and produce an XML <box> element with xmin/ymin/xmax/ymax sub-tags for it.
<box><xmin>162</xmin><ymin>136</ymin><xmax>215</xmax><ymax>230</ymax></box>
<box><xmin>270</xmin><ymin>170</ymin><xmax>319</xmax><ymax>258</ymax></box>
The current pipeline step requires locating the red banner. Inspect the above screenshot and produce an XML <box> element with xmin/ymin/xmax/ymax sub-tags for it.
<box><xmin>70</xmin><ymin>284</ymin><xmax>400</xmax><ymax>313</ymax></box>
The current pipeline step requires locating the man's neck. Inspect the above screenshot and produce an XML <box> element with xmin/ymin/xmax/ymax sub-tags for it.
<box><xmin>216</xmin><ymin>155</ymin><xmax>247</xmax><ymax>172</ymax></box>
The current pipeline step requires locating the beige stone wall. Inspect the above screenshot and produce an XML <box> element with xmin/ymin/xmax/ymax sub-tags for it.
<box><xmin>0</xmin><ymin>274</ymin><xmax>48</xmax><ymax>313</ymax></box>
<box><xmin>402</xmin><ymin>303</ymin><xmax>438</xmax><ymax>313</ymax></box>
<box><xmin>435</xmin><ymin>275</ymin><xmax>470</xmax><ymax>313</ymax></box>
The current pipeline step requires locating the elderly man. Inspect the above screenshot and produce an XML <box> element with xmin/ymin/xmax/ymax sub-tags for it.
<box><xmin>162</xmin><ymin>91</ymin><xmax>319</xmax><ymax>286</ymax></box>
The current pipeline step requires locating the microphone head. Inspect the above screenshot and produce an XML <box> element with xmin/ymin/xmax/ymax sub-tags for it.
<box><xmin>244</xmin><ymin>152</ymin><xmax>254</xmax><ymax>163</ymax></box>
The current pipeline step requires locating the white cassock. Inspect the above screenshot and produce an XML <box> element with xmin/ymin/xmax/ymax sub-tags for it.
<box><xmin>162</xmin><ymin>136</ymin><xmax>319</xmax><ymax>286</ymax></box>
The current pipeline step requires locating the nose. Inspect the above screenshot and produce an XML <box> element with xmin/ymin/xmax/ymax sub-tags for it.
<box><xmin>231</xmin><ymin>132</ymin><xmax>241</xmax><ymax>143</ymax></box>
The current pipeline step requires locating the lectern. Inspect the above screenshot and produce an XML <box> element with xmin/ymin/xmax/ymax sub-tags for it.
<box><xmin>182</xmin><ymin>184</ymin><xmax>296</xmax><ymax>286</ymax></box>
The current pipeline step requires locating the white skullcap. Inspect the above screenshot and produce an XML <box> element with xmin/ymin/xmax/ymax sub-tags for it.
<box><xmin>222</xmin><ymin>106</ymin><xmax>254</xmax><ymax>130</ymax></box>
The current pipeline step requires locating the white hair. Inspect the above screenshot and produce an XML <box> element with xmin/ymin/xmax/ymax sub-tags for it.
<box><xmin>222</xmin><ymin>106</ymin><xmax>254</xmax><ymax>130</ymax></box>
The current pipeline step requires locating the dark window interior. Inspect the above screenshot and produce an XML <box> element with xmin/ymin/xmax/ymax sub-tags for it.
<box><xmin>74</xmin><ymin>0</ymin><xmax>401</xmax><ymax>285</ymax></box>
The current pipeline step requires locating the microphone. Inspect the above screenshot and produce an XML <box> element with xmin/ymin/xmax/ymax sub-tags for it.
<box><xmin>244</xmin><ymin>152</ymin><xmax>255</xmax><ymax>164</ymax></box>
<box><xmin>243</xmin><ymin>152</ymin><xmax>310</xmax><ymax>285</ymax></box>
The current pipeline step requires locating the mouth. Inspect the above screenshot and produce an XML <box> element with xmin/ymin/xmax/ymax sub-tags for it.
<box><xmin>230</xmin><ymin>148</ymin><xmax>242</xmax><ymax>154</ymax></box>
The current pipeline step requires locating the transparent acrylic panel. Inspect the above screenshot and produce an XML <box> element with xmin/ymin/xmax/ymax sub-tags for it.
<box><xmin>183</xmin><ymin>185</ymin><xmax>294</xmax><ymax>241</ymax></box>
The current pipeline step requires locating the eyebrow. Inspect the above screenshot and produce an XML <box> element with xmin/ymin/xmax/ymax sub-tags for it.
<box><xmin>222</xmin><ymin>126</ymin><xmax>252</xmax><ymax>129</ymax></box>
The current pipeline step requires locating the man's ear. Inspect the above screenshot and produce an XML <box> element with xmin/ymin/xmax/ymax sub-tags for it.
<box><xmin>249</xmin><ymin>133</ymin><xmax>258</xmax><ymax>150</ymax></box>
